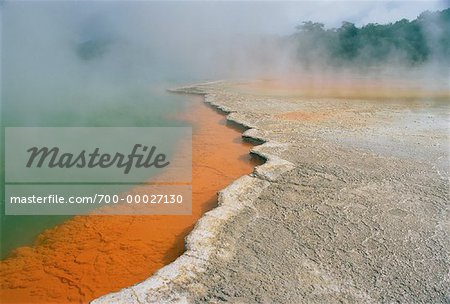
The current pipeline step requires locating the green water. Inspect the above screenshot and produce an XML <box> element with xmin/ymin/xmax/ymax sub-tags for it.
<box><xmin>0</xmin><ymin>83</ymin><xmax>196</xmax><ymax>258</ymax></box>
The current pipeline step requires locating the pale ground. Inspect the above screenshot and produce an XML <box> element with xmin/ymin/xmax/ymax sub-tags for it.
<box><xmin>94</xmin><ymin>80</ymin><xmax>449</xmax><ymax>304</ymax></box>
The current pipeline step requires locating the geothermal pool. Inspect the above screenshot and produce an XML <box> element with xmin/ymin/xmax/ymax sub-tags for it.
<box><xmin>0</xmin><ymin>94</ymin><xmax>261</xmax><ymax>303</ymax></box>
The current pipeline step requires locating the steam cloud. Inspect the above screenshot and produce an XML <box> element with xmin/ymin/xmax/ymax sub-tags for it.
<box><xmin>2</xmin><ymin>0</ymin><xmax>449</xmax><ymax>126</ymax></box>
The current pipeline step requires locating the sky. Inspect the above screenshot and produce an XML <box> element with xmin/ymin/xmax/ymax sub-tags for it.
<box><xmin>278</xmin><ymin>1</ymin><xmax>448</xmax><ymax>30</ymax></box>
<box><xmin>168</xmin><ymin>0</ymin><xmax>448</xmax><ymax>36</ymax></box>
<box><xmin>65</xmin><ymin>0</ymin><xmax>449</xmax><ymax>35</ymax></box>
<box><xmin>4</xmin><ymin>1</ymin><xmax>447</xmax><ymax>35</ymax></box>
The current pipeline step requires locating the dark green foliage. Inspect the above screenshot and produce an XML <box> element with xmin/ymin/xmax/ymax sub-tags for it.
<box><xmin>76</xmin><ymin>38</ymin><xmax>111</xmax><ymax>61</ymax></box>
<box><xmin>293</xmin><ymin>8</ymin><xmax>450</xmax><ymax>66</ymax></box>
<box><xmin>336</xmin><ymin>21</ymin><xmax>360</xmax><ymax>60</ymax></box>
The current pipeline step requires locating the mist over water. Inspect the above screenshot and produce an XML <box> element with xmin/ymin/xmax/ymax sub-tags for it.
<box><xmin>1</xmin><ymin>1</ymin><xmax>448</xmax><ymax>257</ymax></box>
<box><xmin>2</xmin><ymin>1</ymin><xmax>449</xmax><ymax>128</ymax></box>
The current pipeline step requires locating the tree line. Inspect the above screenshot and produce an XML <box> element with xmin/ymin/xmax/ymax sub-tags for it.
<box><xmin>291</xmin><ymin>8</ymin><xmax>450</xmax><ymax>67</ymax></box>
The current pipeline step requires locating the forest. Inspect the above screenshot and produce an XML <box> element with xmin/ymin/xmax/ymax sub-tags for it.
<box><xmin>292</xmin><ymin>8</ymin><xmax>450</xmax><ymax>67</ymax></box>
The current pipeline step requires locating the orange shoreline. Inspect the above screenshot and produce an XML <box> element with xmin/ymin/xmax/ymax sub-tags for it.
<box><xmin>0</xmin><ymin>95</ymin><xmax>260</xmax><ymax>303</ymax></box>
